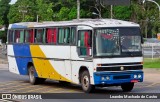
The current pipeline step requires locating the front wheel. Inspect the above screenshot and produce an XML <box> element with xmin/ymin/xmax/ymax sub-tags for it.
<box><xmin>121</xmin><ymin>83</ymin><xmax>134</xmax><ymax>92</ymax></box>
<box><xmin>81</xmin><ymin>71</ymin><xmax>95</xmax><ymax>93</ymax></box>
<box><xmin>28</xmin><ymin>66</ymin><xmax>46</xmax><ymax>85</ymax></box>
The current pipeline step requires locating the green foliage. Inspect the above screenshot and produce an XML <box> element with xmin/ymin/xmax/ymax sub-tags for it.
<box><xmin>36</xmin><ymin>0</ymin><xmax>53</xmax><ymax>21</ymax></box>
<box><xmin>4</xmin><ymin>0</ymin><xmax>160</xmax><ymax>38</ymax></box>
<box><xmin>68</xmin><ymin>7</ymin><xmax>77</xmax><ymax>20</ymax></box>
<box><xmin>113</xmin><ymin>6</ymin><xmax>131</xmax><ymax>20</ymax></box>
<box><xmin>58</xmin><ymin>7</ymin><xmax>70</xmax><ymax>21</ymax></box>
<box><xmin>0</xmin><ymin>0</ymin><xmax>11</xmax><ymax>41</ymax></box>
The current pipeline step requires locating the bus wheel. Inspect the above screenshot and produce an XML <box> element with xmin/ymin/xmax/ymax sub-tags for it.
<box><xmin>81</xmin><ymin>71</ymin><xmax>95</xmax><ymax>93</ymax></box>
<box><xmin>29</xmin><ymin>66</ymin><xmax>39</xmax><ymax>85</ymax></box>
<box><xmin>121</xmin><ymin>83</ymin><xmax>134</xmax><ymax>92</ymax></box>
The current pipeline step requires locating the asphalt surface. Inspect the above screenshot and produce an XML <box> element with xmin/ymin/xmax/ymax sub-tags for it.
<box><xmin>0</xmin><ymin>65</ymin><xmax>160</xmax><ymax>102</ymax></box>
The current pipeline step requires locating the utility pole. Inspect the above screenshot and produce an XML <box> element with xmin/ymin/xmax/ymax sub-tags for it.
<box><xmin>37</xmin><ymin>15</ymin><xmax>39</xmax><ymax>22</ymax></box>
<box><xmin>77</xmin><ymin>0</ymin><xmax>80</xmax><ymax>19</ymax></box>
<box><xmin>111</xmin><ymin>5</ymin><xmax>113</xmax><ymax>19</ymax></box>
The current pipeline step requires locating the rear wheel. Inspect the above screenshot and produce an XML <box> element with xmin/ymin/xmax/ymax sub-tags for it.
<box><xmin>121</xmin><ymin>83</ymin><xmax>134</xmax><ymax>92</ymax></box>
<box><xmin>28</xmin><ymin>66</ymin><xmax>46</xmax><ymax>85</ymax></box>
<box><xmin>81</xmin><ymin>71</ymin><xmax>95</xmax><ymax>93</ymax></box>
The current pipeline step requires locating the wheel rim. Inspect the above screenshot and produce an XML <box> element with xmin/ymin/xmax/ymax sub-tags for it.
<box><xmin>29</xmin><ymin>68</ymin><xmax>34</xmax><ymax>82</ymax></box>
<box><xmin>82</xmin><ymin>75</ymin><xmax>89</xmax><ymax>90</ymax></box>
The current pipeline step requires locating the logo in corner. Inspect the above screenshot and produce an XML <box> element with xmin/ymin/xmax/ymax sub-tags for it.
<box><xmin>2</xmin><ymin>94</ymin><xmax>12</xmax><ymax>100</ymax></box>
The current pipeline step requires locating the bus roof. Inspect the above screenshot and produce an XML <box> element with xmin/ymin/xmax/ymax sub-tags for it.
<box><xmin>8</xmin><ymin>19</ymin><xmax>139</xmax><ymax>29</ymax></box>
<box><xmin>8</xmin><ymin>22</ymin><xmax>38</xmax><ymax>29</ymax></box>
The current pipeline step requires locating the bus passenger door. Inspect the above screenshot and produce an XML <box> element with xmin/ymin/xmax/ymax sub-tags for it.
<box><xmin>64</xmin><ymin>27</ymin><xmax>73</xmax><ymax>81</ymax></box>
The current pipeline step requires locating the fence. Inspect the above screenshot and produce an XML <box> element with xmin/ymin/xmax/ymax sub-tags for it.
<box><xmin>143</xmin><ymin>43</ymin><xmax>160</xmax><ymax>59</ymax></box>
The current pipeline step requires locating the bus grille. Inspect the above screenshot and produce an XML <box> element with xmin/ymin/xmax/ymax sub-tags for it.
<box><xmin>113</xmin><ymin>75</ymin><xmax>131</xmax><ymax>80</ymax></box>
<box><xmin>96</xmin><ymin>65</ymin><xmax>143</xmax><ymax>71</ymax></box>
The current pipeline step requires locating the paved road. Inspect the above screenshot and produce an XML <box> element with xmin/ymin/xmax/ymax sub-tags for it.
<box><xmin>0</xmin><ymin>65</ymin><xmax>160</xmax><ymax>102</ymax></box>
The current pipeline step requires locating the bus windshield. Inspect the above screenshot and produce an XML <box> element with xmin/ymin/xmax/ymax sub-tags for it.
<box><xmin>95</xmin><ymin>27</ymin><xmax>142</xmax><ymax>57</ymax></box>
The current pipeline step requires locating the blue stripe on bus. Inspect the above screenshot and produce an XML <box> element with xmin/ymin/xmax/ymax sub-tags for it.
<box><xmin>13</xmin><ymin>44</ymin><xmax>36</xmax><ymax>76</ymax></box>
<box><xmin>93</xmin><ymin>71</ymin><xmax>143</xmax><ymax>85</ymax></box>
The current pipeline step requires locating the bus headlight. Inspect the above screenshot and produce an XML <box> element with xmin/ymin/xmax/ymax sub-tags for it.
<box><xmin>101</xmin><ymin>77</ymin><xmax>105</xmax><ymax>80</ymax></box>
<box><xmin>138</xmin><ymin>74</ymin><xmax>142</xmax><ymax>78</ymax></box>
<box><xmin>134</xmin><ymin>74</ymin><xmax>137</xmax><ymax>79</ymax></box>
<box><xmin>106</xmin><ymin>76</ymin><xmax>110</xmax><ymax>80</ymax></box>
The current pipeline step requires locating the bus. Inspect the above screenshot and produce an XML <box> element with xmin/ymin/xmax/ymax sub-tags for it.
<box><xmin>7</xmin><ymin>19</ymin><xmax>143</xmax><ymax>93</ymax></box>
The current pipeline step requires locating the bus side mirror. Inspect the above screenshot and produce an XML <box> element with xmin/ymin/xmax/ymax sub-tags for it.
<box><xmin>78</xmin><ymin>40</ymin><xmax>81</xmax><ymax>47</ymax></box>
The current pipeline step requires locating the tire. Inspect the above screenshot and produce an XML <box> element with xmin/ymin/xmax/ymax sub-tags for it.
<box><xmin>28</xmin><ymin>66</ymin><xmax>46</xmax><ymax>85</ymax></box>
<box><xmin>121</xmin><ymin>83</ymin><xmax>134</xmax><ymax>92</ymax></box>
<box><xmin>81</xmin><ymin>71</ymin><xmax>95</xmax><ymax>93</ymax></box>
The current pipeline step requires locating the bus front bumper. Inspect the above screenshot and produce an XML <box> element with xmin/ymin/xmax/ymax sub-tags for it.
<box><xmin>93</xmin><ymin>70</ymin><xmax>143</xmax><ymax>85</ymax></box>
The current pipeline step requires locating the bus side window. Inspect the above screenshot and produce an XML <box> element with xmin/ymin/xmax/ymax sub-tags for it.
<box><xmin>58</xmin><ymin>27</ymin><xmax>70</xmax><ymax>44</ymax></box>
<box><xmin>14</xmin><ymin>30</ymin><xmax>24</xmax><ymax>43</ymax></box>
<box><xmin>78</xmin><ymin>30</ymin><xmax>92</xmax><ymax>56</ymax></box>
<box><xmin>29</xmin><ymin>30</ymin><xmax>34</xmax><ymax>43</ymax></box>
<box><xmin>25</xmin><ymin>29</ymin><xmax>34</xmax><ymax>43</ymax></box>
<box><xmin>58</xmin><ymin>28</ymin><xmax>64</xmax><ymax>44</ymax></box>
<box><xmin>35</xmin><ymin>29</ymin><xmax>45</xmax><ymax>43</ymax></box>
<box><xmin>70</xmin><ymin>27</ymin><xmax>76</xmax><ymax>44</ymax></box>
<box><xmin>65</xmin><ymin>28</ymin><xmax>70</xmax><ymax>44</ymax></box>
<box><xmin>47</xmin><ymin>28</ymin><xmax>57</xmax><ymax>44</ymax></box>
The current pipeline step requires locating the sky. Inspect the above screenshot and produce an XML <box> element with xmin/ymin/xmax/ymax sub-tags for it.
<box><xmin>10</xmin><ymin>0</ymin><xmax>17</xmax><ymax>4</ymax></box>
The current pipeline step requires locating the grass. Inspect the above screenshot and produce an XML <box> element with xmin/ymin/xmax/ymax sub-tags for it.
<box><xmin>144</xmin><ymin>58</ymin><xmax>160</xmax><ymax>68</ymax></box>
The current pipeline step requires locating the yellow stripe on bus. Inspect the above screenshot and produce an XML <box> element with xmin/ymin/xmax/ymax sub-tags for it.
<box><xmin>30</xmin><ymin>45</ymin><xmax>71</xmax><ymax>82</ymax></box>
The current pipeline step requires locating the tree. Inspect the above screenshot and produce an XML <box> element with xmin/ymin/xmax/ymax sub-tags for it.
<box><xmin>8</xmin><ymin>0</ymin><xmax>36</xmax><ymax>23</ymax></box>
<box><xmin>0</xmin><ymin>0</ymin><xmax>11</xmax><ymax>42</ymax></box>
<box><xmin>113</xmin><ymin>6</ymin><xmax>131</xmax><ymax>20</ymax></box>
<box><xmin>36</xmin><ymin>0</ymin><xmax>53</xmax><ymax>21</ymax></box>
